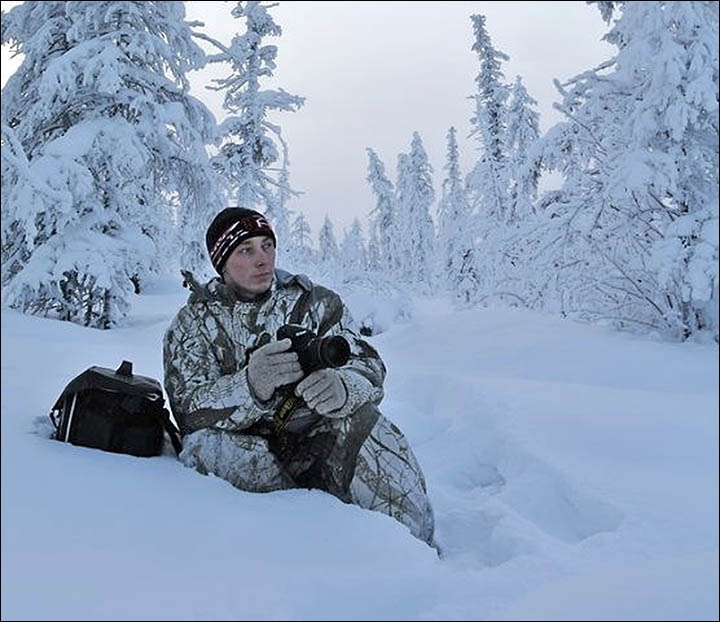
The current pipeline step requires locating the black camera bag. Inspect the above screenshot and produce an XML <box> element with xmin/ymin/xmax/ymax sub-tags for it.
<box><xmin>49</xmin><ymin>360</ymin><xmax>181</xmax><ymax>457</ymax></box>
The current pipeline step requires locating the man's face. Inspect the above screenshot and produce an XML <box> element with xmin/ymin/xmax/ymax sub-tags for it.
<box><xmin>222</xmin><ymin>235</ymin><xmax>276</xmax><ymax>300</ymax></box>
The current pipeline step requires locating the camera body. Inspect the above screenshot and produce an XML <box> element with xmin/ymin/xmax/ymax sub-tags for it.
<box><xmin>276</xmin><ymin>324</ymin><xmax>350</xmax><ymax>375</ymax></box>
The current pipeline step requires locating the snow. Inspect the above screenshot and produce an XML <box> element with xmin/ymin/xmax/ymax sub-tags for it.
<box><xmin>1</xmin><ymin>277</ymin><xmax>717</xmax><ymax>621</ymax></box>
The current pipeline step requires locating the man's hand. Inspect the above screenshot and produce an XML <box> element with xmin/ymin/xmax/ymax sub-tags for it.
<box><xmin>295</xmin><ymin>368</ymin><xmax>347</xmax><ymax>416</ymax></box>
<box><xmin>247</xmin><ymin>338</ymin><xmax>303</xmax><ymax>402</ymax></box>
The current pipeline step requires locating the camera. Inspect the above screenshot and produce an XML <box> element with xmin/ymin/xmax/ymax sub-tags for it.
<box><xmin>276</xmin><ymin>324</ymin><xmax>350</xmax><ymax>375</ymax></box>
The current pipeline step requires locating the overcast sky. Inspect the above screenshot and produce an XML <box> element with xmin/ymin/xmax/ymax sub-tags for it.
<box><xmin>1</xmin><ymin>1</ymin><xmax>614</xmax><ymax>237</ymax></box>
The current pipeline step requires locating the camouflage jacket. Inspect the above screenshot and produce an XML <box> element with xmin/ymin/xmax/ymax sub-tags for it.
<box><xmin>163</xmin><ymin>269</ymin><xmax>386</xmax><ymax>437</ymax></box>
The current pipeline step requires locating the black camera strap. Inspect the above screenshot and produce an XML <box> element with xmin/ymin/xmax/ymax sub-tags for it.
<box><xmin>274</xmin><ymin>394</ymin><xmax>299</xmax><ymax>431</ymax></box>
<box><xmin>272</xmin><ymin>288</ymin><xmax>313</xmax><ymax>431</ymax></box>
<box><xmin>288</xmin><ymin>288</ymin><xmax>312</xmax><ymax>325</ymax></box>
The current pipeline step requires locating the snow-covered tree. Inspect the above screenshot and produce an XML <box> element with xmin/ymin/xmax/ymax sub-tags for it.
<box><xmin>534</xmin><ymin>1</ymin><xmax>718</xmax><ymax>341</ymax></box>
<box><xmin>465</xmin><ymin>13</ymin><xmax>511</xmax><ymax>225</ymax></box>
<box><xmin>366</xmin><ymin>147</ymin><xmax>400</xmax><ymax>278</ymax></box>
<box><xmin>340</xmin><ymin>218</ymin><xmax>368</xmax><ymax>275</ymax></box>
<box><xmin>395</xmin><ymin>132</ymin><xmax>436</xmax><ymax>288</ymax></box>
<box><xmin>204</xmin><ymin>1</ymin><xmax>304</xmax><ymax>229</ymax></box>
<box><xmin>456</xmin><ymin>247</ymin><xmax>481</xmax><ymax>307</ymax></box>
<box><xmin>273</xmin><ymin>163</ymin><xmax>297</xmax><ymax>269</ymax></box>
<box><xmin>505</xmin><ymin>75</ymin><xmax>541</xmax><ymax>224</ymax></box>
<box><xmin>437</xmin><ymin>126</ymin><xmax>474</xmax><ymax>299</ymax></box>
<box><xmin>317</xmin><ymin>214</ymin><xmax>340</xmax><ymax>269</ymax></box>
<box><xmin>284</xmin><ymin>211</ymin><xmax>315</xmax><ymax>271</ymax></box>
<box><xmin>366</xmin><ymin>225</ymin><xmax>381</xmax><ymax>273</ymax></box>
<box><xmin>462</xmin><ymin>13</ymin><xmax>515</xmax><ymax>303</ymax></box>
<box><xmin>1</xmin><ymin>1</ymin><xmax>219</xmax><ymax>328</ymax></box>
<box><xmin>484</xmin><ymin>75</ymin><xmax>544</xmax><ymax>307</ymax></box>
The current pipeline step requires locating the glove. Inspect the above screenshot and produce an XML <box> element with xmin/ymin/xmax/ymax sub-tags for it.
<box><xmin>295</xmin><ymin>368</ymin><xmax>347</xmax><ymax>416</ymax></box>
<box><xmin>247</xmin><ymin>338</ymin><xmax>303</xmax><ymax>402</ymax></box>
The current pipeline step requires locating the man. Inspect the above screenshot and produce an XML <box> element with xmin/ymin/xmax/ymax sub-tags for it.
<box><xmin>163</xmin><ymin>207</ymin><xmax>436</xmax><ymax>548</ymax></box>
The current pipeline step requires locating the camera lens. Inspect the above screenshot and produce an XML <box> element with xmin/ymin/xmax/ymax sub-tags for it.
<box><xmin>317</xmin><ymin>335</ymin><xmax>350</xmax><ymax>368</ymax></box>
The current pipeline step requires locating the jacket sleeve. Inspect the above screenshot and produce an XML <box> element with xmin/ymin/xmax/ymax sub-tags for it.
<box><xmin>163</xmin><ymin>304</ymin><xmax>279</xmax><ymax>436</ymax></box>
<box><xmin>304</xmin><ymin>285</ymin><xmax>387</xmax><ymax>418</ymax></box>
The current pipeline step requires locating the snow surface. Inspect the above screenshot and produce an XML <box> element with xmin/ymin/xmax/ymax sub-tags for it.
<box><xmin>1</xmin><ymin>278</ymin><xmax>718</xmax><ymax>621</ymax></box>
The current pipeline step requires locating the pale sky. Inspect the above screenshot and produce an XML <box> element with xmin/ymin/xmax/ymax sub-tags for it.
<box><xmin>1</xmin><ymin>1</ymin><xmax>614</xmax><ymax>237</ymax></box>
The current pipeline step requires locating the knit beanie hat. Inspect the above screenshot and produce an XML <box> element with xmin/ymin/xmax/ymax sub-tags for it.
<box><xmin>205</xmin><ymin>207</ymin><xmax>276</xmax><ymax>273</ymax></box>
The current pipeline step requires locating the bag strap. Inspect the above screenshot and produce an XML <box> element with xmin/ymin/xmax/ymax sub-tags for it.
<box><xmin>48</xmin><ymin>394</ymin><xmax>68</xmax><ymax>440</ymax></box>
<box><xmin>117</xmin><ymin>360</ymin><xmax>182</xmax><ymax>456</ymax></box>
<box><xmin>161</xmin><ymin>407</ymin><xmax>183</xmax><ymax>456</ymax></box>
<box><xmin>49</xmin><ymin>399</ymin><xmax>62</xmax><ymax>437</ymax></box>
<box><xmin>117</xmin><ymin>360</ymin><xmax>183</xmax><ymax>456</ymax></box>
<box><xmin>289</xmin><ymin>288</ymin><xmax>312</xmax><ymax>325</ymax></box>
